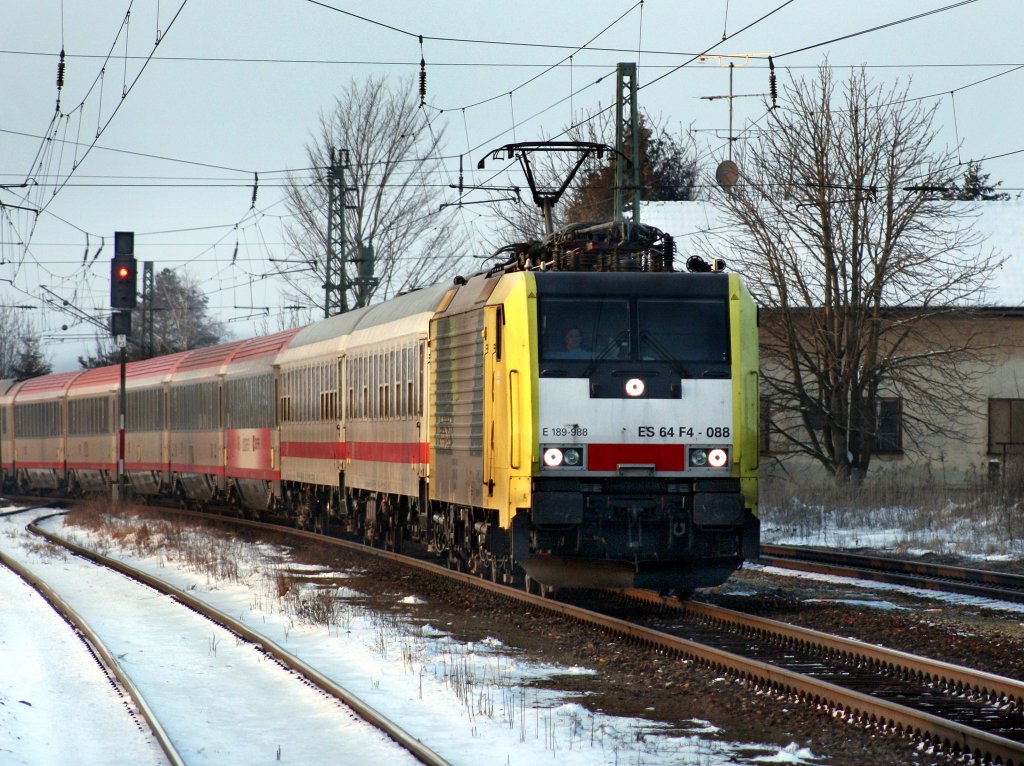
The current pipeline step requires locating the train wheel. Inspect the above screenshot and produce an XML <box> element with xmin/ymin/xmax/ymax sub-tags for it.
<box><xmin>524</xmin><ymin>574</ymin><xmax>538</xmax><ymax>596</ymax></box>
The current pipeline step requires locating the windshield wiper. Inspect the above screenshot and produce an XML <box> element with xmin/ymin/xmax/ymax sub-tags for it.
<box><xmin>639</xmin><ymin>330</ymin><xmax>690</xmax><ymax>379</ymax></box>
<box><xmin>583</xmin><ymin>330</ymin><xmax>629</xmax><ymax>377</ymax></box>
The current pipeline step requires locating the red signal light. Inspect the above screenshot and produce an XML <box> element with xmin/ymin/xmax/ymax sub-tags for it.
<box><xmin>110</xmin><ymin>255</ymin><xmax>137</xmax><ymax>309</ymax></box>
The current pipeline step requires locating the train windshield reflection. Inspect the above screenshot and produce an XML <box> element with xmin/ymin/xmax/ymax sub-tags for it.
<box><xmin>637</xmin><ymin>299</ymin><xmax>729</xmax><ymax>363</ymax></box>
<box><xmin>539</xmin><ymin>297</ymin><xmax>730</xmax><ymax>364</ymax></box>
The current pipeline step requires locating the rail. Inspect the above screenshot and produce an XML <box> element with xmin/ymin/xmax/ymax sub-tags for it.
<box><xmin>0</xmin><ymin>544</ymin><xmax>186</xmax><ymax>766</ymax></box>
<box><xmin>28</xmin><ymin>513</ymin><xmax>451</xmax><ymax>766</ymax></box>
<box><xmin>759</xmin><ymin>544</ymin><xmax>1024</xmax><ymax>603</ymax></box>
<box><xmin>74</xmin><ymin>508</ymin><xmax>1024</xmax><ymax>765</ymax></box>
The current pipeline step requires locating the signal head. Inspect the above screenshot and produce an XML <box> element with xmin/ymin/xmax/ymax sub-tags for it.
<box><xmin>110</xmin><ymin>256</ymin><xmax>138</xmax><ymax>309</ymax></box>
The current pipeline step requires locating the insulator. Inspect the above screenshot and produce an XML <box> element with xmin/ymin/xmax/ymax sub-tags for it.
<box><xmin>56</xmin><ymin>48</ymin><xmax>66</xmax><ymax>89</ymax></box>
<box><xmin>418</xmin><ymin>35</ymin><xmax>426</xmax><ymax>106</ymax></box>
<box><xmin>663</xmin><ymin>233</ymin><xmax>676</xmax><ymax>266</ymax></box>
<box><xmin>768</xmin><ymin>56</ymin><xmax>777</xmax><ymax>107</ymax></box>
<box><xmin>419</xmin><ymin>58</ymin><xmax>427</xmax><ymax>106</ymax></box>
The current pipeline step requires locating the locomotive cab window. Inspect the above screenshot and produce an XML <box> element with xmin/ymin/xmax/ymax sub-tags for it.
<box><xmin>637</xmin><ymin>299</ymin><xmax>729</xmax><ymax>364</ymax></box>
<box><xmin>540</xmin><ymin>298</ymin><xmax>629</xmax><ymax>362</ymax></box>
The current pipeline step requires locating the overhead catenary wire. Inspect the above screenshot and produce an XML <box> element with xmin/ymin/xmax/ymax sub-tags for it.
<box><xmin>6</xmin><ymin>47</ymin><xmax>1024</xmax><ymax>73</ymax></box>
<box><xmin>8</xmin><ymin>0</ymin><xmax>1024</xmax><ymax>350</ymax></box>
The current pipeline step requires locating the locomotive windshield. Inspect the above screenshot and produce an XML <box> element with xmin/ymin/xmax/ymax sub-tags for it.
<box><xmin>539</xmin><ymin>296</ymin><xmax>730</xmax><ymax>368</ymax></box>
<box><xmin>637</xmin><ymin>299</ymin><xmax>729</xmax><ymax>363</ymax></box>
<box><xmin>540</xmin><ymin>298</ymin><xmax>629</xmax><ymax>361</ymax></box>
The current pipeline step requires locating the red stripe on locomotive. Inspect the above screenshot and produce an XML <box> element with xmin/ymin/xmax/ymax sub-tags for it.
<box><xmin>586</xmin><ymin>443</ymin><xmax>685</xmax><ymax>472</ymax></box>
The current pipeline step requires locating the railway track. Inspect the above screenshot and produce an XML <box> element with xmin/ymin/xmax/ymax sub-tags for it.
<box><xmin>13</xmin><ymin>508</ymin><xmax>450</xmax><ymax>766</ymax></box>
<box><xmin>65</xmin><ymin>506</ymin><xmax>1024</xmax><ymax>766</ymax></box>
<box><xmin>616</xmin><ymin>589</ymin><xmax>1024</xmax><ymax>756</ymax></box>
<box><xmin>0</xmin><ymin>540</ymin><xmax>186</xmax><ymax>766</ymax></box>
<box><xmin>759</xmin><ymin>543</ymin><xmax>1024</xmax><ymax>604</ymax></box>
<box><xmin>13</xmin><ymin>501</ymin><xmax>1024</xmax><ymax>764</ymax></box>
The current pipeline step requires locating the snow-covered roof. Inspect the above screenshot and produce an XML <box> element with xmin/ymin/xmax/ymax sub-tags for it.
<box><xmin>641</xmin><ymin>199</ymin><xmax>1024</xmax><ymax>308</ymax></box>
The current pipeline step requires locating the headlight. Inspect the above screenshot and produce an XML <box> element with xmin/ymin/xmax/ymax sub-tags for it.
<box><xmin>624</xmin><ymin>378</ymin><xmax>645</xmax><ymax>397</ymax></box>
<box><xmin>690</xmin><ymin>447</ymin><xmax>729</xmax><ymax>468</ymax></box>
<box><xmin>543</xmin><ymin>448</ymin><xmax>564</xmax><ymax>467</ymax></box>
<box><xmin>708</xmin><ymin>448</ymin><xmax>729</xmax><ymax>467</ymax></box>
<box><xmin>542</xmin><ymin>446</ymin><xmax>584</xmax><ymax>469</ymax></box>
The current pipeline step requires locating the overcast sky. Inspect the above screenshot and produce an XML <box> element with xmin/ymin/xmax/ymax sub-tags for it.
<box><xmin>3</xmin><ymin>1</ymin><xmax>1022</xmax><ymax>371</ymax></box>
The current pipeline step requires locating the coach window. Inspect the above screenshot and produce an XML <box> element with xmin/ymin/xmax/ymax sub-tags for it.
<box><xmin>417</xmin><ymin>341</ymin><xmax>425</xmax><ymax>416</ymax></box>
<box><xmin>128</xmin><ymin>388</ymin><xmax>161</xmax><ymax>431</ymax></box>
<box><xmin>341</xmin><ymin>360</ymin><xmax>347</xmax><ymax>420</ymax></box>
<box><xmin>379</xmin><ymin>353</ymin><xmax>386</xmax><ymax>418</ymax></box>
<box><xmin>392</xmin><ymin>349</ymin><xmax>400</xmax><ymax>418</ymax></box>
<box><xmin>348</xmin><ymin>359</ymin><xmax>356</xmax><ymax>418</ymax></box>
<box><xmin>404</xmin><ymin>346</ymin><xmax>412</xmax><ymax>417</ymax></box>
<box><xmin>362</xmin><ymin>357</ymin><xmax>369</xmax><ymax>419</ymax></box>
<box><xmin>366</xmin><ymin>354</ymin><xmax>373</xmax><ymax>419</ymax></box>
<box><xmin>299</xmin><ymin>367</ymin><xmax>307</xmax><ymax>421</ymax></box>
<box><xmin>403</xmin><ymin>347</ymin><xmax>410</xmax><ymax>417</ymax></box>
<box><xmin>321</xmin><ymin>362</ymin><xmax>338</xmax><ymax>420</ymax></box>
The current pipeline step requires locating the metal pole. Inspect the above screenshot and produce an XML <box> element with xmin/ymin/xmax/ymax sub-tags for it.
<box><xmin>325</xmin><ymin>147</ymin><xmax>349</xmax><ymax>317</ymax></box>
<box><xmin>115</xmin><ymin>334</ymin><xmax>127</xmax><ymax>505</ymax></box>
<box><xmin>728</xmin><ymin>62</ymin><xmax>734</xmax><ymax>162</ymax></box>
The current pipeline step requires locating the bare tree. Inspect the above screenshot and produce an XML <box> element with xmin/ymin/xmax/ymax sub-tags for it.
<box><xmin>700</xmin><ymin>65</ymin><xmax>1002</xmax><ymax>483</ymax></box>
<box><xmin>280</xmin><ymin>75</ymin><xmax>468</xmax><ymax>311</ymax></box>
<box><xmin>79</xmin><ymin>268</ymin><xmax>226</xmax><ymax>367</ymax></box>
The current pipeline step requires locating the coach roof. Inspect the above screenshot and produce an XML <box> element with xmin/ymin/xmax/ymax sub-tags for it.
<box><xmin>286</xmin><ymin>283</ymin><xmax>451</xmax><ymax>349</ymax></box>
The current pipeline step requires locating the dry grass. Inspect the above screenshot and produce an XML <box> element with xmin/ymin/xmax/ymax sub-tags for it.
<box><xmin>761</xmin><ymin>468</ymin><xmax>1024</xmax><ymax>556</ymax></box>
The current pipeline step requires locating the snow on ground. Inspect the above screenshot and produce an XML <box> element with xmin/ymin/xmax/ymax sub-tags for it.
<box><xmin>0</xmin><ymin>504</ymin><xmax>822</xmax><ymax>766</ymax></box>
<box><xmin>0</xmin><ymin>563</ymin><xmax>166</xmax><ymax>766</ymax></box>
<box><xmin>745</xmin><ymin>563</ymin><xmax>1024</xmax><ymax>616</ymax></box>
<box><xmin>0</xmin><ymin>507</ymin><xmax>424</xmax><ymax>766</ymax></box>
<box><xmin>758</xmin><ymin>502</ymin><xmax>1024</xmax><ymax>614</ymax></box>
<box><xmin>761</xmin><ymin>500</ymin><xmax>1024</xmax><ymax>561</ymax></box>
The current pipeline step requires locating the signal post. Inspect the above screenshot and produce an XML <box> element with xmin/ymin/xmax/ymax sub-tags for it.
<box><xmin>110</xmin><ymin>231</ymin><xmax>137</xmax><ymax>505</ymax></box>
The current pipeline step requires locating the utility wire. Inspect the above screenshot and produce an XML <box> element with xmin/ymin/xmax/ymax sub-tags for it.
<box><xmin>34</xmin><ymin>1</ymin><xmax>191</xmax><ymax>216</ymax></box>
<box><xmin>774</xmin><ymin>0</ymin><xmax>980</xmax><ymax>59</ymax></box>
<box><xmin>4</xmin><ymin>48</ymin><xmax>1022</xmax><ymax>72</ymax></box>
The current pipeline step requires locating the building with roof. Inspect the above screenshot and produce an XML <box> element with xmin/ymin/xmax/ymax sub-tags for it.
<box><xmin>642</xmin><ymin>199</ymin><xmax>1024</xmax><ymax>489</ymax></box>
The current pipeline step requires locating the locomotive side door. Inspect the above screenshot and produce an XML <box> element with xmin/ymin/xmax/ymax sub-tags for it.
<box><xmin>483</xmin><ymin>305</ymin><xmax>502</xmax><ymax>503</ymax></box>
